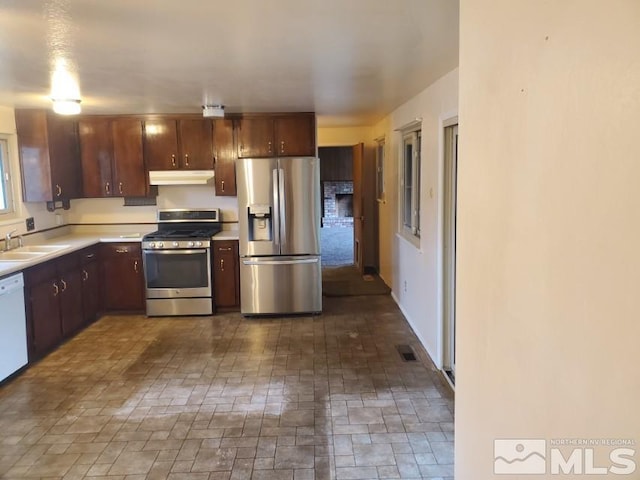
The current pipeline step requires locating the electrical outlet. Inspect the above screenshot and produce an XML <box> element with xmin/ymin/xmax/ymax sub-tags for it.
<box><xmin>403</xmin><ymin>280</ymin><xmax>408</xmax><ymax>293</ymax></box>
<box><xmin>25</xmin><ymin>217</ymin><xmax>35</xmax><ymax>231</ymax></box>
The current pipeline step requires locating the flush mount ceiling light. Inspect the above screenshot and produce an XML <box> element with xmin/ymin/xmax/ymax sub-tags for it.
<box><xmin>50</xmin><ymin>60</ymin><xmax>82</xmax><ymax>115</ymax></box>
<box><xmin>52</xmin><ymin>98</ymin><xmax>81</xmax><ymax>115</ymax></box>
<box><xmin>202</xmin><ymin>104</ymin><xmax>225</xmax><ymax>118</ymax></box>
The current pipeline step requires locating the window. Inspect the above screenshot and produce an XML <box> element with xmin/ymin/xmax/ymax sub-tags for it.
<box><xmin>375</xmin><ymin>137</ymin><xmax>385</xmax><ymax>201</ymax></box>
<box><xmin>401</xmin><ymin>129</ymin><xmax>421</xmax><ymax>238</ymax></box>
<box><xmin>0</xmin><ymin>139</ymin><xmax>14</xmax><ymax>215</ymax></box>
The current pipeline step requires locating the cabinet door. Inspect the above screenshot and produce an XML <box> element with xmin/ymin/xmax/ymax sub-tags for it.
<box><xmin>80</xmin><ymin>247</ymin><xmax>102</xmax><ymax>324</ymax></box>
<box><xmin>15</xmin><ymin>109</ymin><xmax>81</xmax><ymax>202</ymax></box>
<box><xmin>15</xmin><ymin>110</ymin><xmax>51</xmax><ymax>202</ymax></box>
<box><xmin>213</xmin><ymin>119</ymin><xmax>236</xmax><ymax>196</ymax></box>
<box><xmin>79</xmin><ymin>118</ymin><xmax>113</xmax><ymax>197</ymax></box>
<box><xmin>213</xmin><ymin>240</ymin><xmax>240</xmax><ymax>308</ymax></box>
<box><xmin>144</xmin><ymin>118</ymin><xmax>179</xmax><ymax>170</ymax></box>
<box><xmin>237</xmin><ymin>117</ymin><xmax>275</xmax><ymax>158</ymax></box>
<box><xmin>27</xmin><ymin>276</ymin><xmax>62</xmax><ymax>359</ymax></box>
<box><xmin>101</xmin><ymin>244</ymin><xmax>145</xmax><ymax>311</ymax></box>
<box><xmin>178</xmin><ymin>119</ymin><xmax>214</xmax><ymax>169</ymax></box>
<box><xmin>47</xmin><ymin>114</ymin><xmax>82</xmax><ymax>198</ymax></box>
<box><xmin>112</xmin><ymin>118</ymin><xmax>147</xmax><ymax>196</ymax></box>
<box><xmin>275</xmin><ymin>115</ymin><xmax>316</xmax><ymax>157</ymax></box>
<box><xmin>59</xmin><ymin>269</ymin><xmax>84</xmax><ymax>337</ymax></box>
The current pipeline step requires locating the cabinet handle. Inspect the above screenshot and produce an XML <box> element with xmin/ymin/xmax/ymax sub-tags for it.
<box><xmin>85</xmin><ymin>253</ymin><xmax>95</xmax><ymax>259</ymax></box>
<box><xmin>240</xmin><ymin>144</ymin><xmax>244</xmax><ymax>153</ymax></box>
<box><xmin>105</xmin><ymin>182</ymin><xmax>111</xmax><ymax>195</ymax></box>
<box><xmin>213</xmin><ymin>155</ymin><xmax>217</xmax><ymax>166</ymax></box>
<box><xmin>115</xmin><ymin>247</ymin><xmax>129</xmax><ymax>253</ymax></box>
<box><xmin>119</xmin><ymin>182</ymin><xmax>123</xmax><ymax>195</ymax></box>
<box><xmin>53</xmin><ymin>281</ymin><xmax>59</xmax><ymax>296</ymax></box>
<box><xmin>184</xmin><ymin>154</ymin><xmax>189</xmax><ymax>167</ymax></box>
<box><xmin>134</xmin><ymin>260</ymin><xmax>139</xmax><ymax>273</ymax></box>
<box><xmin>220</xmin><ymin>259</ymin><xmax>225</xmax><ymax>272</ymax></box>
<box><xmin>218</xmin><ymin>247</ymin><xmax>232</xmax><ymax>252</ymax></box>
<box><xmin>268</xmin><ymin>141</ymin><xmax>272</xmax><ymax>154</ymax></box>
<box><xmin>221</xmin><ymin>180</ymin><xmax>225</xmax><ymax>192</ymax></box>
<box><xmin>55</xmin><ymin>184</ymin><xmax>62</xmax><ymax>197</ymax></box>
<box><xmin>60</xmin><ymin>278</ymin><xmax>67</xmax><ymax>292</ymax></box>
<box><xmin>82</xmin><ymin>269</ymin><xmax>89</xmax><ymax>281</ymax></box>
<box><xmin>171</xmin><ymin>154</ymin><xmax>177</xmax><ymax>167</ymax></box>
<box><xmin>280</xmin><ymin>141</ymin><xmax>285</xmax><ymax>154</ymax></box>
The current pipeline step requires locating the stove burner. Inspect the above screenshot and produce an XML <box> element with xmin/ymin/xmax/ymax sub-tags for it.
<box><xmin>144</xmin><ymin>227</ymin><xmax>221</xmax><ymax>240</ymax></box>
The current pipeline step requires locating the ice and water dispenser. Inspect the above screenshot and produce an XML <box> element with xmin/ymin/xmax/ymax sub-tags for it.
<box><xmin>247</xmin><ymin>204</ymin><xmax>272</xmax><ymax>241</ymax></box>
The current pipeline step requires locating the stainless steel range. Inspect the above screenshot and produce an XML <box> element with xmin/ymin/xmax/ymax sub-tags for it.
<box><xmin>142</xmin><ymin>209</ymin><xmax>222</xmax><ymax>316</ymax></box>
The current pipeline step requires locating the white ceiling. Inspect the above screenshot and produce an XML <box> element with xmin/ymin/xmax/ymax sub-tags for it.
<box><xmin>0</xmin><ymin>0</ymin><xmax>459</xmax><ymax>127</ymax></box>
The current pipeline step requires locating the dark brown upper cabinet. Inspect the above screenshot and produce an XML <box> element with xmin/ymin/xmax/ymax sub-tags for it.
<box><xmin>15</xmin><ymin>109</ymin><xmax>82</xmax><ymax>202</ymax></box>
<box><xmin>79</xmin><ymin>117</ymin><xmax>148</xmax><ymax>197</ymax></box>
<box><xmin>144</xmin><ymin>117</ymin><xmax>213</xmax><ymax>170</ymax></box>
<box><xmin>213</xmin><ymin>119</ymin><xmax>236</xmax><ymax>196</ymax></box>
<box><xmin>237</xmin><ymin>113</ymin><xmax>316</xmax><ymax>158</ymax></box>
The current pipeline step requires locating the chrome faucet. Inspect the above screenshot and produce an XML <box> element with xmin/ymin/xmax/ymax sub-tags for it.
<box><xmin>3</xmin><ymin>229</ymin><xmax>18</xmax><ymax>251</ymax></box>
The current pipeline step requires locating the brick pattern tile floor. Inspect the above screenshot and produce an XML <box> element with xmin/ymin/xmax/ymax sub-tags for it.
<box><xmin>0</xmin><ymin>295</ymin><xmax>454</xmax><ymax>479</ymax></box>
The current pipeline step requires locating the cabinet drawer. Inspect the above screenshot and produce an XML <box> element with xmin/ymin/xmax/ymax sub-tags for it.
<box><xmin>78</xmin><ymin>245</ymin><xmax>99</xmax><ymax>265</ymax></box>
<box><xmin>101</xmin><ymin>243</ymin><xmax>141</xmax><ymax>257</ymax></box>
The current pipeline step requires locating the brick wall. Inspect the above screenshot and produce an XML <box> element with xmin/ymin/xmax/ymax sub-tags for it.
<box><xmin>323</xmin><ymin>181</ymin><xmax>354</xmax><ymax>228</ymax></box>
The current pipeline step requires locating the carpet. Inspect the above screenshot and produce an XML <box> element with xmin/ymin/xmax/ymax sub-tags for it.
<box><xmin>322</xmin><ymin>265</ymin><xmax>391</xmax><ymax>296</ymax></box>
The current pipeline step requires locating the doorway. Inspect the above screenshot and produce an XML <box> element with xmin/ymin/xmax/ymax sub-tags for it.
<box><xmin>319</xmin><ymin>146</ymin><xmax>354</xmax><ymax>267</ymax></box>
<box><xmin>443</xmin><ymin>122</ymin><xmax>458</xmax><ymax>383</ymax></box>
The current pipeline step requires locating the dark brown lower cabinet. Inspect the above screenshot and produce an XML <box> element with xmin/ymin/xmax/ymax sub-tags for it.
<box><xmin>101</xmin><ymin>243</ymin><xmax>145</xmax><ymax>312</ymax></box>
<box><xmin>24</xmin><ymin>252</ymin><xmax>83</xmax><ymax>360</ymax></box>
<box><xmin>58</xmin><ymin>254</ymin><xmax>84</xmax><ymax>337</ymax></box>
<box><xmin>79</xmin><ymin>246</ymin><xmax>102</xmax><ymax>324</ymax></box>
<box><xmin>212</xmin><ymin>240</ymin><xmax>240</xmax><ymax>309</ymax></box>
<box><xmin>25</xmin><ymin>262</ymin><xmax>63</xmax><ymax>360</ymax></box>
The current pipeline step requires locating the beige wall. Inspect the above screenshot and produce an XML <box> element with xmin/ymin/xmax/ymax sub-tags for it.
<box><xmin>372</xmin><ymin>68</ymin><xmax>459</xmax><ymax>367</ymax></box>
<box><xmin>317</xmin><ymin>126</ymin><xmax>373</xmax><ymax>148</ymax></box>
<box><xmin>456</xmin><ymin>1</ymin><xmax>640</xmax><ymax>477</ymax></box>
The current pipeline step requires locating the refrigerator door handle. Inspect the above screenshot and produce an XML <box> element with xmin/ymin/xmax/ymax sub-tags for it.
<box><xmin>242</xmin><ymin>257</ymin><xmax>319</xmax><ymax>266</ymax></box>
<box><xmin>278</xmin><ymin>167</ymin><xmax>286</xmax><ymax>247</ymax></box>
<box><xmin>272</xmin><ymin>168</ymin><xmax>280</xmax><ymax>246</ymax></box>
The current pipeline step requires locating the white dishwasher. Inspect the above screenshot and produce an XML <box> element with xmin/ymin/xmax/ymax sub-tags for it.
<box><xmin>0</xmin><ymin>272</ymin><xmax>28</xmax><ymax>382</ymax></box>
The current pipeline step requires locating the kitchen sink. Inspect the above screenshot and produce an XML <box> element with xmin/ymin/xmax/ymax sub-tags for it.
<box><xmin>17</xmin><ymin>245</ymin><xmax>70</xmax><ymax>253</ymax></box>
<box><xmin>0</xmin><ymin>244</ymin><xmax>71</xmax><ymax>262</ymax></box>
<box><xmin>0</xmin><ymin>251</ymin><xmax>44</xmax><ymax>261</ymax></box>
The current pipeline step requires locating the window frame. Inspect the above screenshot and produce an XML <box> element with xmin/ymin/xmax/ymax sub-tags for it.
<box><xmin>0</xmin><ymin>138</ymin><xmax>14</xmax><ymax>216</ymax></box>
<box><xmin>400</xmin><ymin>127</ymin><xmax>421</xmax><ymax>240</ymax></box>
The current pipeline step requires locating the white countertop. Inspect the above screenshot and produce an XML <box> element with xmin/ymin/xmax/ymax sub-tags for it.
<box><xmin>0</xmin><ymin>230</ymin><xmax>239</xmax><ymax>278</ymax></box>
<box><xmin>0</xmin><ymin>233</ymin><xmax>143</xmax><ymax>278</ymax></box>
<box><xmin>212</xmin><ymin>232</ymin><xmax>239</xmax><ymax>241</ymax></box>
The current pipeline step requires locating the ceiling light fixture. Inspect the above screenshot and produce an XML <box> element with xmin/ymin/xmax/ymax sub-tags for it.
<box><xmin>202</xmin><ymin>104</ymin><xmax>225</xmax><ymax>118</ymax></box>
<box><xmin>52</xmin><ymin>98</ymin><xmax>81</xmax><ymax>115</ymax></box>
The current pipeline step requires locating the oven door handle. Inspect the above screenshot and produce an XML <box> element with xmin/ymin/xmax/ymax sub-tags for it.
<box><xmin>143</xmin><ymin>249</ymin><xmax>208</xmax><ymax>255</ymax></box>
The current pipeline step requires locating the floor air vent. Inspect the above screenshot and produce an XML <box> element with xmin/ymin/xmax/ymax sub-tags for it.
<box><xmin>396</xmin><ymin>344</ymin><xmax>417</xmax><ymax>362</ymax></box>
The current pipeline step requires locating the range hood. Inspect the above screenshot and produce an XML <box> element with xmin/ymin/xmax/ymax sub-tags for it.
<box><xmin>149</xmin><ymin>170</ymin><xmax>215</xmax><ymax>185</ymax></box>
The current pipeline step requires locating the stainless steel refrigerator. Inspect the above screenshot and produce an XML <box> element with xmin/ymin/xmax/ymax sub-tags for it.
<box><xmin>237</xmin><ymin>157</ymin><xmax>322</xmax><ymax>315</ymax></box>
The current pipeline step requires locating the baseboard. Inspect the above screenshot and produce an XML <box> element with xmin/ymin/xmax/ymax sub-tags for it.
<box><xmin>390</xmin><ymin>291</ymin><xmax>441</xmax><ymax>370</ymax></box>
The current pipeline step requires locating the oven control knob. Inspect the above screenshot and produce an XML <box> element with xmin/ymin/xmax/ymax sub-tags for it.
<box><xmin>149</xmin><ymin>242</ymin><xmax>155</xmax><ymax>248</ymax></box>
<box><xmin>173</xmin><ymin>241</ymin><xmax>179</xmax><ymax>247</ymax></box>
<box><xmin>158</xmin><ymin>242</ymin><xmax>164</xmax><ymax>248</ymax></box>
<box><xmin>187</xmin><ymin>241</ymin><xmax>195</xmax><ymax>248</ymax></box>
<box><xmin>196</xmin><ymin>241</ymin><xmax>203</xmax><ymax>247</ymax></box>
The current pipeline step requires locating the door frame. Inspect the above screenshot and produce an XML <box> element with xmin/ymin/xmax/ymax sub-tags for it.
<box><xmin>442</xmin><ymin>119</ymin><xmax>458</xmax><ymax>382</ymax></box>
